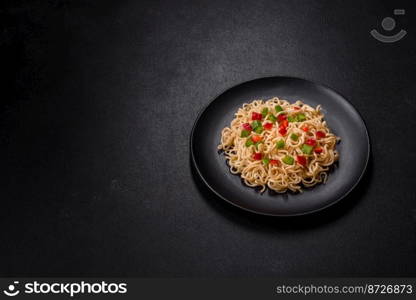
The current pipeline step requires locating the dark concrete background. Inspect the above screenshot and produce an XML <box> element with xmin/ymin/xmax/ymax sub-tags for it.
<box><xmin>1</xmin><ymin>0</ymin><xmax>415</xmax><ymax>276</ymax></box>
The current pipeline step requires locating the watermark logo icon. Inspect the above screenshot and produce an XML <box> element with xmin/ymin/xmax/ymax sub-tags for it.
<box><xmin>371</xmin><ymin>9</ymin><xmax>407</xmax><ymax>43</ymax></box>
<box><xmin>3</xmin><ymin>281</ymin><xmax>20</xmax><ymax>297</ymax></box>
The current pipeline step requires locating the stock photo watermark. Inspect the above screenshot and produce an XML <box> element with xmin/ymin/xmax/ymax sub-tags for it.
<box><xmin>2</xmin><ymin>280</ymin><xmax>127</xmax><ymax>297</ymax></box>
<box><xmin>370</xmin><ymin>9</ymin><xmax>407</xmax><ymax>43</ymax></box>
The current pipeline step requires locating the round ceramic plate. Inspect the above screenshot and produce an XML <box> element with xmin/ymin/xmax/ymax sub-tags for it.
<box><xmin>191</xmin><ymin>76</ymin><xmax>370</xmax><ymax>216</ymax></box>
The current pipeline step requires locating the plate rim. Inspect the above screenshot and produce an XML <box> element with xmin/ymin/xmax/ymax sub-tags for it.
<box><xmin>190</xmin><ymin>75</ymin><xmax>371</xmax><ymax>217</ymax></box>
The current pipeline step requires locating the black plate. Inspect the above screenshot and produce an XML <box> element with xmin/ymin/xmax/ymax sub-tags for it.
<box><xmin>191</xmin><ymin>76</ymin><xmax>370</xmax><ymax>216</ymax></box>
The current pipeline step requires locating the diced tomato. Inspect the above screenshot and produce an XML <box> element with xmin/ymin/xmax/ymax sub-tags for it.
<box><xmin>252</xmin><ymin>112</ymin><xmax>262</xmax><ymax>120</ymax></box>
<box><xmin>305</xmin><ymin>138</ymin><xmax>316</xmax><ymax>146</ymax></box>
<box><xmin>251</xmin><ymin>135</ymin><xmax>262</xmax><ymax>143</ymax></box>
<box><xmin>316</xmin><ymin>131</ymin><xmax>326</xmax><ymax>139</ymax></box>
<box><xmin>281</xmin><ymin>119</ymin><xmax>289</xmax><ymax>128</ymax></box>
<box><xmin>252</xmin><ymin>152</ymin><xmax>262</xmax><ymax>160</ymax></box>
<box><xmin>242</xmin><ymin>123</ymin><xmax>252</xmax><ymax>131</ymax></box>
<box><xmin>270</xmin><ymin>159</ymin><xmax>280</xmax><ymax>166</ymax></box>
<box><xmin>294</xmin><ymin>106</ymin><xmax>301</xmax><ymax>110</ymax></box>
<box><xmin>278</xmin><ymin>127</ymin><xmax>287</xmax><ymax>136</ymax></box>
<box><xmin>301</xmin><ymin>126</ymin><xmax>309</xmax><ymax>132</ymax></box>
<box><xmin>314</xmin><ymin>147</ymin><xmax>323</xmax><ymax>154</ymax></box>
<box><xmin>296</xmin><ymin>155</ymin><xmax>307</xmax><ymax>166</ymax></box>
<box><xmin>277</xmin><ymin>114</ymin><xmax>287</xmax><ymax>122</ymax></box>
<box><xmin>263</xmin><ymin>122</ymin><xmax>273</xmax><ymax>130</ymax></box>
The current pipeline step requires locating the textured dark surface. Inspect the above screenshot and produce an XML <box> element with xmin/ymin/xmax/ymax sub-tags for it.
<box><xmin>1</xmin><ymin>0</ymin><xmax>415</xmax><ymax>277</ymax></box>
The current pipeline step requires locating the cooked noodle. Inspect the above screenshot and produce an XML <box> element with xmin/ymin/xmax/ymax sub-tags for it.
<box><xmin>218</xmin><ymin>97</ymin><xmax>340</xmax><ymax>193</ymax></box>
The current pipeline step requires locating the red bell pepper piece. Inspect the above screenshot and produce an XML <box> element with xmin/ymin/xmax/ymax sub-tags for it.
<box><xmin>252</xmin><ymin>112</ymin><xmax>262</xmax><ymax>120</ymax></box>
<box><xmin>252</xmin><ymin>152</ymin><xmax>262</xmax><ymax>160</ymax></box>
<box><xmin>316</xmin><ymin>131</ymin><xmax>326</xmax><ymax>139</ymax></box>
<box><xmin>314</xmin><ymin>147</ymin><xmax>323</xmax><ymax>154</ymax></box>
<box><xmin>251</xmin><ymin>135</ymin><xmax>262</xmax><ymax>143</ymax></box>
<box><xmin>263</xmin><ymin>122</ymin><xmax>273</xmax><ymax>130</ymax></box>
<box><xmin>242</xmin><ymin>123</ymin><xmax>252</xmax><ymax>131</ymax></box>
<box><xmin>277</xmin><ymin>114</ymin><xmax>287</xmax><ymax>122</ymax></box>
<box><xmin>305</xmin><ymin>138</ymin><xmax>316</xmax><ymax>146</ymax></box>
<box><xmin>270</xmin><ymin>159</ymin><xmax>280</xmax><ymax>166</ymax></box>
<box><xmin>296</xmin><ymin>155</ymin><xmax>307</xmax><ymax>166</ymax></box>
<box><xmin>278</xmin><ymin>127</ymin><xmax>287</xmax><ymax>136</ymax></box>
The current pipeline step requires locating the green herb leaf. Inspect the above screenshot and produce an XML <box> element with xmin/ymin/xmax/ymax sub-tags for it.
<box><xmin>297</xmin><ymin>113</ymin><xmax>306</xmax><ymax>122</ymax></box>
<box><xmin>245</xmin><ymin>138</ymin><xmax>254</xmax><ymax>147</ymax></box>
<box><xmin>275</xmin><ymin>105</ymin><xmax>283</xmax><ymax>112</ymax></box>
<box><xmin>287</xmin><ymin>115</ymin><xmax>296</xmax><ymax>122</ymax></box>
<box><xmin>267</xmin><ymin>114</ymin><xmax>277</xmax><ymax>123</ymax></box>
<box><xmin>261</xmin><ymin>107</ymin><xmax>269</xmax><ymax>118</ymax></box>
<box><xmin>262</xmin><ymin>158</ymin><xmax>270</xmax><ymax>165</ymax></box>
<box><xmin>282</xmin><ymin>155</ymin><xmax>294</xmax><ymax>165</ymax></box>
<box><xmin>251</xmin><ymin>120</ymin><xmax>262</xmax><ymax>129</ymax></box>
<box><xmin>290</xmin><ymin>133</ymin><xmax>298</xmax><ymax>141</ymax></box>
<box><xmin>254</xmin><ymin>141</ymin><xmax>262</xmax><ymax>149</ymax></box>
<box><xmin>240</xmin><ymin>130</ymin><xmax>250</xmax><ymax>138</ymax></box>
<box><xmin>301</xmin><ymin>144</ymin><xmax>313</xmax><ymax>154</ymax></box>
<box><xmin>254</xmin><ymin>126</ymin><xmax>264</xmax><ymax>134</ymax></box>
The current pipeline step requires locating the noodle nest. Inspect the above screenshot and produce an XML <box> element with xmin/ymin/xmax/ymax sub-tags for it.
<box><xmin>218</xmin><ymin>97</ymin><xmax>340</xmax><ymax>193</ymax></box>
